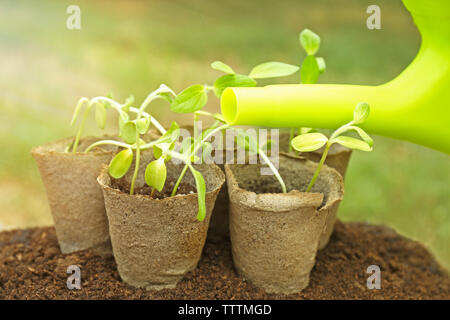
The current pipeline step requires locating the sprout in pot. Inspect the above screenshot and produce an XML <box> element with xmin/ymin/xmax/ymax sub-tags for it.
<box><xmin>291</xmin><ymin>102</ymin><xmax>374</xmax><ymax>249</ymax></box>
<box><xmin>96</xmin><ymin>85</ymin><xmax>226</xmax><ymax>290</ymax></box>
<box><xmin>170</xmin><ymin>59</ymin><xmax>299</xmax><ymax>241</ymax></box>
<box><xmin>273</xmin><ymin>28</ymin><xmax>353</xmax><ymax>178</ymax></box>
<box><xmin>31</xmin><ymin>90</ymin><xmax>158</xmax><ymax>255</ymax></box>
<box><xmin>224</xmin><ymin>102</ymin><xmax>373</xmax><ymax>294</ymax></box>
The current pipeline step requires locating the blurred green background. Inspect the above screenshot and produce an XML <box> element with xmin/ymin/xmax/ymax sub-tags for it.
<box><xmin>0</xmin><ymin>0</ymin><xmax>448</xmax><ymax>270</ymax></box>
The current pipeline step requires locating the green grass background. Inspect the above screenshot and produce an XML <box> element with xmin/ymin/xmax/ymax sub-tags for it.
<box><xmin>0</xmin><ymin>0</ymin><xmax>448</xmax><ymax>270</ymax></box>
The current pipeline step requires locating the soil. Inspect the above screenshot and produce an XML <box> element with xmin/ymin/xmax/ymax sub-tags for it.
<box><xmin>0</xmin><ymin>221</ymin><xmax>448</xmax><ymax>299</ymax></box>
<box><xmin>110</xmin><ymin>180</ymin><xmax>196</xmax><ymax>200</ymax></box>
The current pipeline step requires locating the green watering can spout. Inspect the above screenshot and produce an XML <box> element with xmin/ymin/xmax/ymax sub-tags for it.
<box><xmin>221</xmin><ymin>0</ymin><xmax>450</xmax><ymax>154</ymax></box>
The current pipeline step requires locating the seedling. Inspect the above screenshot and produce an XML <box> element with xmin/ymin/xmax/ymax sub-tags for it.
<box><xmin>288</xmin><ymin>28</ymin><xmax>326</xmax><ymax>152</ymax></box>
<box><xmin>291</xmin><ymin>102</ymin><xmax>374</xmax><ymax>192</ymax></box>
<box><xmin>68</xmin><ymin>91</ymin><xmax>167</xmax><ymax>153</ymax></box>
<box><xmin>170</xmin><ymin>60</ymin><xmax>299</xmax><ymax>114</ymax></box>
<box><xmin>165</xmin><ymin>58</ymin><xmax>297</xmax><ymax>199</ymax></box>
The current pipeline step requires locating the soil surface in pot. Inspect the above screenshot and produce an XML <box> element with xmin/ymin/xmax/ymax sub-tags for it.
<box><xmin>110</xmin><ymin>179</ymin><xmax>195</xmax><ymax>200</ymax></box>
<box><xmin>0</xmin><ymin>221</ymin><xmax>448</xmax><ymax>299</ymax></box>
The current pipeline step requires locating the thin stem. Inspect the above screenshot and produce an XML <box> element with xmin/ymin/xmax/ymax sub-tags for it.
<box><xmin>171</xmin><ymin>164</ymin><xmax>189</xmax><ymax>197</ymax></box>
<box><xmin>129</xmin><ymin>129</ymin><xmax>141</xmax><ymax>195</ymax></box>
<box><xmin>83</xmin><ymin>140</ymin><xmax>131</xmax><ymax>153</ymax></box>
<box><xmin>72</xmin><ymin>103</ymin><xmax>92</xmax><ymax>153</ymax></box>
<box><xmin>259</xmin><ymin>148</ymin><xmax>287</xmax><ymax>193</ymax></box>
<box><xmin>170</xmin><ymin>124</ymin><xmax>229</xmax><ymax>197</ymax></box>
<box><xmin>306</xmin><ymin>142</ymin><xmax>331</xmax><ymax>192</ymax></box>
<box><xmin>150</xmin><ymin>188</ymin><xmax>156</xmax><ymax>198</ymax></box>
<box><xmin>288</xmin><ymin>128</ymin><xmax>295</xmax><ymax>153</ymax></box>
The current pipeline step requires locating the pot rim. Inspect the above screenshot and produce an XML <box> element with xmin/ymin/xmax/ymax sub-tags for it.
<box><xmin>225</xmin><ymin>152</ymin><xmax>344</xmax><ymax>213</ymax></box>
<box><xmin>97</xmin><ymin>162</ymin><xmax>225</xmax><ymax>204</ymax></box>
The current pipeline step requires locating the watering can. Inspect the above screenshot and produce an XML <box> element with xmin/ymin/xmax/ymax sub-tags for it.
<box><xmin>220</xmin><ymin>0</ymin><xmax>450</xmax><ymax>154</ymax></box>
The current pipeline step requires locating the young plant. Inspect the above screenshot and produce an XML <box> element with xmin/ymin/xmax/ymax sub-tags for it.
<box><xmin>288</xmin><ymin>28</ymin><xmax>326</xmax><ymax>152</ymax></box>
<box><xmin>68</xmin><ymin>90</ymin><xmax>168</xmax><ymax>153</ymax></box>
<box><xmin>235</xmin><ymin>128</ymin><xmax>287</xmax><ymax>193</ymax></box>
<box><xmin>291</xmin><ymin>102</ymin><xmax>374</xmax><ymax>192</ymax></box>
<box><xmin>82</xmin><ymin>84</ymin><xmax>177</xmax><ymax>195</ymax></box>
<box><xmin>170</xmin><ymin>60</ymin><xmax>299</xmax><ymax>115</ymax></box>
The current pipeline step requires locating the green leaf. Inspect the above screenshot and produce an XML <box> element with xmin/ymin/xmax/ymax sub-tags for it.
<box><xmin>248</xmin><ymin>62</ymin><xmax>299</xmax><ymax>79</ymax></box>
<box><xmin>136</xmin><ymin>117</ymin><xmax>150</xmax><ymax>134</ymax></box>
<box><xmin>211</xmin><ymin>61</ymin><xmax>235</xmax><ymax>74</ymax></box>
<box><xmin>171</xmin><ymin>85</ymin><xmax>208</xmax><ymax>113</ymax></box>
<box><xmin>353</xmin><ymin>102</ymin><xmax>370</xmax><ymax>125</ymax></box>
<box><xmin>118</xmin><ymin>111</ymin><xmax>129</xmax><ymax>134</ymax></box>
<box><xmin>158</xmin><ymin>122</ymin><xmax>180</xmax><ymax>144</ymax></box>
<box><xmin>236</xmin><ymin>129</ymin><xmax>258</xmax><ymax>154</ymax></box>
<box><xmin>109</xmin><ymin>149</ymin><xmax>133</xmax><ymax>179</ymax></box>
<box><xmin>95</xmin><ymin>103</ymin><xmax>106</xmax><ymax>130</ymax></box>
<box><xmin>122</xmin><ymin>95</ymin><xmax>134</xmax><ymax>112</ymax></box>
<box><xmin>300</xmin><ymin>55</ymin><xmax>320</xmax><ymax>84</ymax></box>
<box><xmin>291</xmin><ymin>132</ymin><xmax>328</xmax><ymax>152</ymax></box>
<box><xmin>121</xmin><ymin>121</ymin><xmax>137</xmax><ymax>144</ymax></box>
<box><xmin>214</xmin><ymin>74</ymin><xmax>257</xmax><ymax>97</ymax></box>
<box><xmin>145</xmin><ymin>158</ymin><xmax>167</xmax><ymax>192</ymax></box>
<box><xmin>346</xmin><ymin>126</ymin><xmax>374</xmax><ymax>147</ymax></box>
<box><xmin>190</xmin><ymin>166</ymin><xmax>206</xmax><ymax>221</ymax></box>
<box><xmin>332</xmin><ymin>136</ymin><xmax>373</xmax><ymax>151</ymax></box>
<box><xmin>299</xmin><ymin>28</ymin><xmax>321</xmax><ymax>55</ymax></box>
<box><xmin>316</xmin><ymin>57</ymin><xmax>326</xmax><ymax>74</ymax></box>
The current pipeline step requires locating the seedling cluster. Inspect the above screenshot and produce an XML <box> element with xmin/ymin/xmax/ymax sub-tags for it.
<box><xmin>67</xmin><ymin>28</ymin><xmax>374</xmax><ymax>220</ymax></box>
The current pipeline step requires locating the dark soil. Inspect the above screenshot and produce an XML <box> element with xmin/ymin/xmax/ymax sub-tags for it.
<box><xmin>110</xmin><ymin>180</ymin><xmax>196</xmax><ymax>200</ymax></box>
<box><xmin>0</xmin><ymin>221</ymin><xmax>448</xmax><ymax>299</ymax></box>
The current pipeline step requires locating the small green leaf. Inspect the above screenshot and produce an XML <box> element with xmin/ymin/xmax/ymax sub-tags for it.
<box><xmin>171</xmin><ymin>85</ymin><xmax>208</xmax><ymax>113</ymax></box>
<box><xmin>353</xmin><ymin>102</ymin><xmax>370</xmax><ymax>125</ymax></box>
<box><xmin>316</xmin><ymin>57</ymin><xmax>326</xmax><ymax>74</ymax></box>
<box><xmin>136</xmin><ymin>117</ymin><xmax>150</xmax><ymax>134</ymax></box>
<box><xmin>211</xmin><ymin>61</ymin><xmax>235</xmax><ymax>74</ymax></box>
<box><xmin>122</xmin><ymin>95</ymin><xmax>134</xmax><ymax>112</ymax></box>
<box><xmin>291</xmin><ymin>132</ymin><xmax>328</xmax><ymax>152</ymax></box>
<box><xmin>145</xmin><ymin>158</ymin><xmax>167</xmax><ymax>192</ymax></box>
<box><xmin>346</xmin><ymin>126</ymin><xmax>374</xmax><ymax>147</ymax></box>
<box><xmin>248</xmin><ymin>62</ymin><xmax>299</xmax><ymax>79</ymax></box>
<box><xmin>300</xmin><ymin>55</ymin><xmax>320</xmax><ymax>84</ymax></box>
<box><xmin>121</xmin><ymin>121</ymin><xmax>137</xmax><ymax>144</ymax></box>
<box><xmin>109</xmin><ymin>149</ymin><xmax>133</xmax><ymax>179</ymax></box>
<box><xmin>214</xmin><ymin>74</ymin><xmax>257</xmax><ymax>97</ymax></box>
<box><xmin>299</xmin><ymin>28</ymin><xmax>321</xmax><ymax>55</ymax></box>
<box><xmin>190</xmin><ymin>166</ymin><xmax>206</xmax><ymax>221</ymax></box>
<box><xmin>118</xmin><ymin>111</ymin><xmax>129</xmax><ymax>134</ymax></box>
<box><xmin>95</xmin><ymin>103</ymin><xmax>106</xmax><ymax>129</ymax></box>
<box><xmin>236</xmin><ymin>129</ymin><xmax>258</xmax><ymax>154</ymax></box>
<box><xmin>158</xmin><ymin>122</ymin><xmax>180</xmax><ymax>144</ymax></box>
<box><xmin>332</xmin><ymin>136</ymin><xmax>372</xmax><ymax>151</ymax></box>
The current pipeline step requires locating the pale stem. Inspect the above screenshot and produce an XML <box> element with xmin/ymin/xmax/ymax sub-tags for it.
<box><xmin>258</xmin><ymin>148</ymin><xmax>287</xmax><ymax>193</ymax></box>
<box><xmin>72</xmin><ymin>102</ymin><xmax>92</xmax><ymax>153</ymax></box>
<box><xmin>306</xmin><ymin>141</ymin><xmax>331</xmax><ymax>192</ymax></box>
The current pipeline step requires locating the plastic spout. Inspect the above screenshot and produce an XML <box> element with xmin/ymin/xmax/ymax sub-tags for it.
<box><xmin>220</xmin><ymin>0</ymin><xmax>450</xmax><ymax>154</ymax></box>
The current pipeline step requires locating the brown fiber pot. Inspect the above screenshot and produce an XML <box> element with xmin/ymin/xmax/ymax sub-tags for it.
<box><xmin>225</xmin><ymin>153</ymin><xmax>344</xmax><ymax>294</ymax></box>
<box><xmin>279</xmin><ymin>132</ymin><xmax>351</xmax><ymax>249</ymax></box>
<box><xmin>97</xmin><ymin>152</ymin><xmax>225</xmax><ymax>290</ymax></box>
<box><xmin>31</xmin><ymin>136</ymin><xmax>117</xmax><ymax>255</ymax></box>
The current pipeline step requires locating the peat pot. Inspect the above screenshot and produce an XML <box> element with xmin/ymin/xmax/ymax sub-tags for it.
<box><xmin>225</xmin><ymin>153</ymin><xmax>344</xmax><ymax>294</ymax></box>
<box><xmin>97</xmin><ymin>152</ymin><xmax>225</xmax><ymax>290</ymax></box>
<box><xmin>32</xmin><ymin>136</ymin><xmax>117</xmax><ymax>255</ymax></box>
